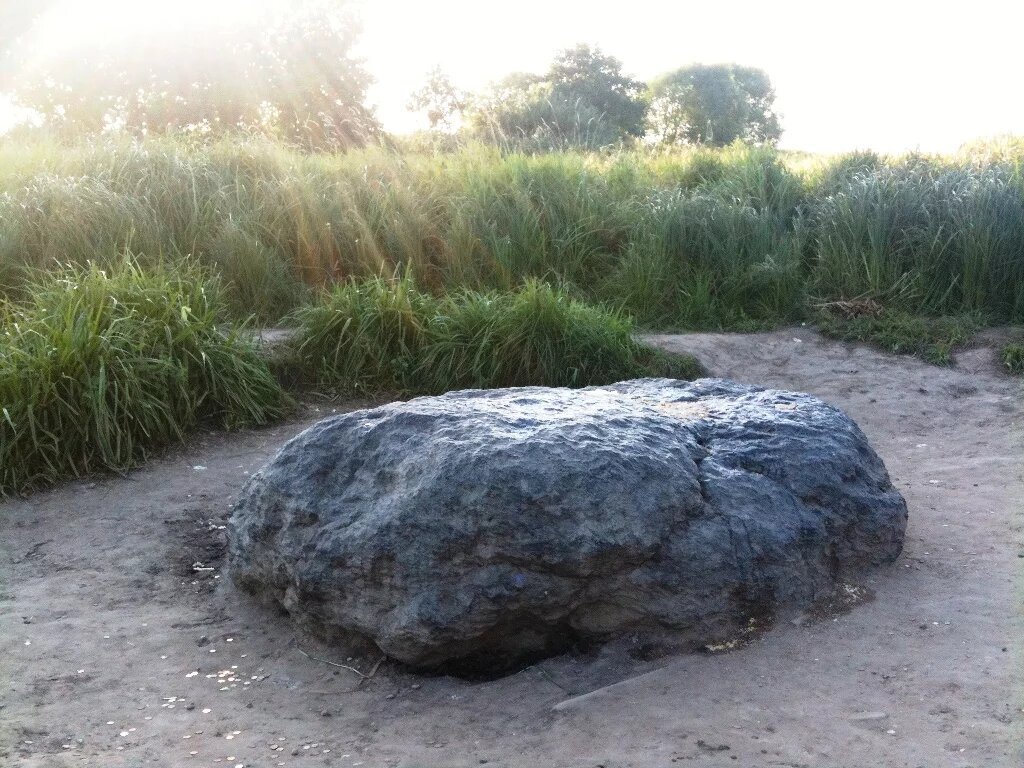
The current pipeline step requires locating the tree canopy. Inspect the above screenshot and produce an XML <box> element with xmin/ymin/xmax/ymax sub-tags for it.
<box><xmin>6</xmin><ymin>1</ymin><xmax>379</xmax><ymax>149</ymax></box>
<box><xmin>467</xmin><ymin>45</ymin><xmax>646</xmax><ymax>150</ymax></box>
<box><xmin>407</xmin><ymin>67</ymin><xmax>466</xmax><ymax>132</ymax></box>
<box><xmin>647</xmin><ymin>64</ymin><xmax>781</xmax><ymax>147</ymax></box>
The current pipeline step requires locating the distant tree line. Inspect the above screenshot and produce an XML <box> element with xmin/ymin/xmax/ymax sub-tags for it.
<box><xmin>415</xmin><ymin>46</ymin><xmax>782</xmax><ymax>150</ymax></box>
<box><xmin>3</xmin><ymin>2</ymin><xmax>780</xmax><ymax>151</ymax></box>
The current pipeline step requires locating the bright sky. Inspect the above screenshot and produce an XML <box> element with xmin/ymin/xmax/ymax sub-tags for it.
<box><xmin>355</xmin><ymin>0</ymin><xmax>1024</xmax><ymax>153</ymax></box>
<box><xmin>5</xmin><ymin>0</ymin><xmax>1024</xmax><ymax>154</ymax></box>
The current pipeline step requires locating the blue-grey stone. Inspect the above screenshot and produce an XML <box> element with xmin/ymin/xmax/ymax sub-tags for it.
<box><xmin>228</xmin><ymin>379</ymin><xmax>907</xmax><ymax>670</ymax></box>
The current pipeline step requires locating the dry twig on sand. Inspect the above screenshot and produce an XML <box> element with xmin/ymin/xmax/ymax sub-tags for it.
<box><xmin>292</xmin><ymin>638</ymin><xmax>385</xmax><ymax>686</ymax></box>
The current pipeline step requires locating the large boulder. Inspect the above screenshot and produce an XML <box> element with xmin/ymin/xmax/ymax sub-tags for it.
<box><xmin>228</xmin><ymin>379</ymin><xmax>907</xmax><ymax>672</ymax></box>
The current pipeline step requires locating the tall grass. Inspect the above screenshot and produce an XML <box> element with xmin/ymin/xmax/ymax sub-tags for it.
<box><xmin>604</xmin><ymin>192</ymin><xmax>805</xmax><ymax>328</ymax></box>
<box><xmin>289</xmin><ymin>275</ymin><xmax>702</xmax><ymax>394</ymax></box>
<box><xmin>811</xmin><ymin>163</ymin><xmax>1024</xmax><ymax>318</ymax></box>
<box><xmin>3</xmin><ymin>134</ymin><xmax>1024</xmax><ymax>331</ymax></box>
<box><xmin>0</xmin><ymin>259</ymin><xmax>292</xmax><ymax>495</ymax></box>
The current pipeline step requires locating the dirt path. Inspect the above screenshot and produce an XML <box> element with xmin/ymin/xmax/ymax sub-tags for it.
<box><xmin>2</xmin><ymin>329</ymin><xmax>1022</xmax><ymax>768</ymax></box>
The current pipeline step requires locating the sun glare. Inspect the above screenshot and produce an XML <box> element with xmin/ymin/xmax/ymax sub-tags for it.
<box><xmin>23</xmin><ymin>0</ymin><xmax>287</xmax><ymax>61</ymax></box>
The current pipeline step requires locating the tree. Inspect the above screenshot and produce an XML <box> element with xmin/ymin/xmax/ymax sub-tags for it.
<box><xmin>8</xmin><ymin>1</ymin><xmax>379</xmax><ymax>149</ymax></box>
<box><xmin>547</xmin><ymin>45</ymin><xmax>647</xmax><ymax>139</ymax></box>
<box><xmin>647</xmin><ymin>64</ymin><xmax>781</xmax><ymax>147</ymax></box>
<box><xmin>407</xmin><ymin>67</ymin><xmax>467</xmax><ymax>132</ymax></box>
<box><xmin>467</xmin><ymin>45</ymin><xmax>646</xmax><ymax>150</ymax></box>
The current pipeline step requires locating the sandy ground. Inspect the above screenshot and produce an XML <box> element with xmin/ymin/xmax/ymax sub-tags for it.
<box><xmin>2</xmin><ymin>328</ymin><xmax>1022</xmax><ymax>768</ymax></box>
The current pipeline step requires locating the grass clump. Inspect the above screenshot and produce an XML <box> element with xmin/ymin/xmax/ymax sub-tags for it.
<box><xmin>290</xmin><ymin>276</ymin><xmax>702</xmax><ymax>394</ymax></box>
<box><xmin>419</xmin><ymin>280</ymin><xmax>699</xmax><ymax>391</ymax></box>
<box><xmin>1000</xmin><ymin>343</ymin><xmax>1024</xmax><ymax>374</ymax></box>
<box><xmin>815</xmin><ymin>307</ymin><xmax>982</xmax><ymax>365</ymax></box>
<box><xmin>289</xmin><ymin>273</ymin><xmax>436</xmax><ymax>393</ymax></box>
<box><xmin>0</xmin><ymin>259</ymin><xmax>292</xmax><ymax>495</ymax></box>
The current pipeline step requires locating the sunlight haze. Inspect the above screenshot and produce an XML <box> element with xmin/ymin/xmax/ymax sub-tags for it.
<box><xmin>5</xmin><ymin>0</ymin><xmax>1024</xmax><ymax>153</ymax></box>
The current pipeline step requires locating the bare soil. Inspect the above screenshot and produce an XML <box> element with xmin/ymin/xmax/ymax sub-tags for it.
<box><xmin>2</xmin><ymin>328</ymin><xmax>1022</xmax><ymax>768</ymax></box>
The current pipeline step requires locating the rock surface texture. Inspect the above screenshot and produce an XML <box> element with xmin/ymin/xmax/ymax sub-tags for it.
<box><xmin>228</xmin><ymin>378</ymin><xmax>907</xmax><ymax>672</ymax></box>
